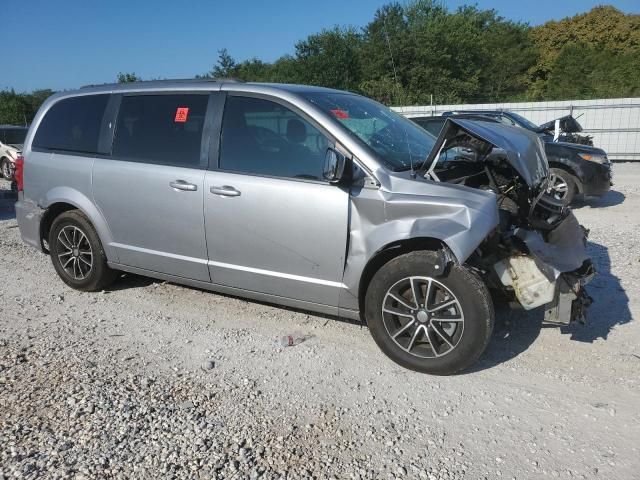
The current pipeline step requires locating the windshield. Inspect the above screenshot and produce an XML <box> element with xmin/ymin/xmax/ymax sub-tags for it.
<box><xmin>508</xmin><ymin>112</ymin><xmax>538</xmax><ymax>131</ymax></box>
<box><xmin>3</xmin><ymin>128</ymin><xmax>27</xmax><ymax>145</ymax></box>
<box><xmin>302</xmin><ymin>92</ymin><xmax>436</xmax><ymax>171</ymax></box>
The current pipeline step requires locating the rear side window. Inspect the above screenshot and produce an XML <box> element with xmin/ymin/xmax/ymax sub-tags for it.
<box><xmin>4</xmin><ymin>128</ymin><xmax>28</xmax><ymax>145</ymax></box>
<box><xmin>497</xmin><ymin>115</ymin><xmax>516</xmax><ymax>126</ymax></box>
<box><xmin>112</xmin><ymin>94</ymin><xmax>208</xmax><ymax>168</ymax></box>
<box><xmin>414</xmin><ymin>118</ymin><xmax>445</xmax><ymax>137</ymax></box>
<box><xmin>33</xmin><ymin>95</ymin><xmax>109</xmax><ymax>154</ymax></box>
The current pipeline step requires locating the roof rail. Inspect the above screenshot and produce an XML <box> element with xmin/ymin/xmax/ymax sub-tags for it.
<box><xmin>80</xmin><ymin>77</ymin><xmax>244</xmax><ymax>89</ymax></box>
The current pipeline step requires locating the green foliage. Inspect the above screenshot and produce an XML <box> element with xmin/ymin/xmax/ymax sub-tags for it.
<box><xmin>210</xmin><ymin>49</ymin><xmax>237</xmax><ymax>78</ymax></box>
<box><xmin>206</xmin><ymin>0</ymin><xmax>542</xmax><ymax>105</ymax></box>
<box><xmin>0</xmin><ymin>89</ymin><xmax>54</xmax><ymax>125</ymax></box>
<box><xmin>117</xmin><ymin>72</ymin><xmax>140</xmax><ymax>83</ymax></box>
<box><xmin>294</xmin><ymin>27</ymin><xmax>363</xmax><ymax>91</ymax></box>
<box><xmin>529</xmin><ymin>6</ymin><xmax>640</xmax><ymax>99</ymax></box>
<box><xmin>544</xmin><ymin>43</ymin><xmax>640</xmax><ymax>100</ymax></box>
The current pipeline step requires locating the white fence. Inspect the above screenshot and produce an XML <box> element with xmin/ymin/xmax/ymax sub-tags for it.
<box><xmin>393</xmin><ymin>98</ymin><xmax>640</xmax><ymax>161</ymax></box>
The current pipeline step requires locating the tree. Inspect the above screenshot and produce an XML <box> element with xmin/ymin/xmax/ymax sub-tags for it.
<box><xmin>360</xmin><ymin>2</ymin><xmax>413</xmax><ymax>104</ymax></box>
<box><xmin>545</xmin><ymin>43</ymin><xmax>640</xmax><ymax>100</ymax></box>
<box><xmin>0</xmin><ymin>89</ymin><xmax>55</xmax><ymax>125</ymax></box>
<box><xmin>529</xmin><ymin>6</ymin><xmax>640</xmax><ymax>98</ymax></box>
<box><xmin>210</xmin><ymin>48</ymin><xmax>238</xmax><ymax>78</ymax></box>
<box><xmin>477</xmin><ymin>20</ymin><xmax>537</xmax><ymax>101</ymax></box>
<box><xmin>293</xmin><ymin>27</ymin><xmax>363</xmax><ymax>91</ymax></box>
<box><xmin>117</xmin><ymin>72</ymin><xmax>140</xmax><ymax>83</ymax></box>
<box><xmin>358</xmin><ymin>1</ymin><xmax>539</xmax><ymax>105</ymax></box>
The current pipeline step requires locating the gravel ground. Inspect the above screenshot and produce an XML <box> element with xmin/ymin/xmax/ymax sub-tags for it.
<box><xmin>1</xmin><ymin>164</ymin><xmax>639</xmax><ymax>480</ymax></box>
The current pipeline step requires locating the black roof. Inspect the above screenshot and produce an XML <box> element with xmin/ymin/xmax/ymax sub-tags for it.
<box><xmin>443</xmin><ymin>110</ymin><xmax>511</xmax><ymax>116</ymax></box>
<box><xmin>411</xmin><ymin>113</ymin><xmax>501</xmax><ymax>122</ymax></box>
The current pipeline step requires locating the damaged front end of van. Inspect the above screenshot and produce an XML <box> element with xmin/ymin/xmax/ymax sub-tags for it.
<box><xmin>418</xmin><ymin>118</ymin><xmax>595</xmax><ymax>324</ymax></box>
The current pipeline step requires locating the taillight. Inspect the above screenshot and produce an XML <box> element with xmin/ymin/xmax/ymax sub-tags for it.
<box><xmin>15</xmin><ymin>155</ymin><xmax>24</xmax><ymax>192</ymax></box>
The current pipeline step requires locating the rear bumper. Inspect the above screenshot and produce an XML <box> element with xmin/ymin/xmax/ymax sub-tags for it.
<box><xmin>15</xmin><ymin>194</ymin><xmax>44</xmax><ymax>252</ymax></box>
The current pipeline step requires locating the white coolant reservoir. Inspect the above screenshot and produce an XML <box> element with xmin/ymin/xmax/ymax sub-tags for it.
<box><xmin>494</xmin><ymin>256</ymin><xmax>556</xmax><ymax>310</ymax></box>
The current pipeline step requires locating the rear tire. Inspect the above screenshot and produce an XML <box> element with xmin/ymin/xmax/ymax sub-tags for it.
<box><xmin>0</xmin><ymin>157</ymin><xmax>14</xmax><ymax>180</ymax></box>
<box><xmin>49</xmin><ymin>210</ymin><xmax>117</xmax><ymax>291</ymax></box>
<box><xmin>364</xmin><ymin>251</ymin><xmax>494</xmax><ymax>375</ymax></box>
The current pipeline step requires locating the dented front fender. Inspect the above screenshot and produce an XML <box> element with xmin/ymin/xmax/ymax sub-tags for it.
<box><xmin>339</xmin><ymin>177</ymin><xmax>499</xmax><ymax>311</ymax></box>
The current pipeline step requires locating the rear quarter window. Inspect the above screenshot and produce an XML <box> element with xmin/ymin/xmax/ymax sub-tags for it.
<box><xmin>32</xmin><ymin>95</ymin><xmax>109</xmax><ymax>154</ymax></box>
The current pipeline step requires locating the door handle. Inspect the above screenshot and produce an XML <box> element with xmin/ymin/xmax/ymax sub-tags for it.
<box><xmin>170</xmin><ymin>180</ymin><xmax>198</xmax><ymax>191</ymax></box>
<box><xmin>210</xmin><ymin>185</ymin><xmax>241</xmax><ymax>197</ymax></box>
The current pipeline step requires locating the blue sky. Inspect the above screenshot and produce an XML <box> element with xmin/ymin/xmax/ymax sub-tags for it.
<box><xmin>3</xmin><ymin>0</ymin><xmax>638</xmax><ymax>92</ymax></box>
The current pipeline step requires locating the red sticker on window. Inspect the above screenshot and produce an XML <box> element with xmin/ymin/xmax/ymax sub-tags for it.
<box><xmin>330</xmin><ymin>108</ymin><xmax>349</xmax><ymax>119</ymax></box>
<box><xmin>174</xmin><ymin>107</ymin><xmax>189</xmax><ymax>123</ymax></box>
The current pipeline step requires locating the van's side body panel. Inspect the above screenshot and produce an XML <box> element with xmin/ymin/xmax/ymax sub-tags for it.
<box><xmin>204</xmin><ymin>170</ymin><xmax>350</xmax><ymax>306</ymax></box>
<box><xmin>92</xmin><ymin>160</ymin><xmax>210</xmax><ymax>281</ymax></box>
<box><xmin>23</xmin><ymin>150</ymin><xmax>120</xmax><ymax>261</ymax></box>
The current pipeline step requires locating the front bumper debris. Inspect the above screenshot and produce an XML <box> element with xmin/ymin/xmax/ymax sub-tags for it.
<box><xmin>494</xmin><ymin>211</ymin><xmax>595</xmax><ymax>325</ymax></box>
<box><xmin>543</xmin><ymin>264</ymin><xmax>595</xmax><ymax>325</ymax></box>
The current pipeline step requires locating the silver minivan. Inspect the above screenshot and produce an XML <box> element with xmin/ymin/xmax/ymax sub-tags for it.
<box><xmin>15</xmin><ymin>80</ymin><xmax>594</xmax><ymax>374</ymax></box>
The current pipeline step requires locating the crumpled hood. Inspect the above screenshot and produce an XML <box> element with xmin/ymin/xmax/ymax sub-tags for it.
<box><xmin>424</xmin><ymin>118</ymin><xmax>550</xmax><ymax>188</ymax></box>
<box><xmin>537</xmin><ymin>115</ymin><xmax>583</xmax><ymax>134</ymax></box>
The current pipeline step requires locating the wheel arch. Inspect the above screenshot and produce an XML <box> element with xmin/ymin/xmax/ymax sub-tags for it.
<box><xmin>40</xmin><ymin>202</ymin><xmax>77</xmax><ymax>252</ymax></box>
<box><xmin>548</xmin><ymin>161</ymin><xmax>584</xmax><ymax>194</ymax></box>
<box><xmin>357</xmin><ymin>237</ymin><xmax>453</xmax><ymax>318</ymax></box>
<box><xmin>39</xmin><ymin>188</ymin><xmax>117</xmax><ymax>261</ymax></box>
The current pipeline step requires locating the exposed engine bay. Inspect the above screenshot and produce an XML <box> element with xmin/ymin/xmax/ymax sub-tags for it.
<box><xmin>537</xmin><ymin>114</ymin><xmax>594</xmax><ymax>146</ymax></box>
<box><xmin>423</xmin><ymin>119</ymin><xmax>595</xmax><ymax>324</ymax></box>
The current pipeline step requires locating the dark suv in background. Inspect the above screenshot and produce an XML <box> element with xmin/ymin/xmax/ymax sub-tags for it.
<box><xmin>411</xmin><ymin>112</ymin><xmax>612</xmax><ymax>206</ymax></box>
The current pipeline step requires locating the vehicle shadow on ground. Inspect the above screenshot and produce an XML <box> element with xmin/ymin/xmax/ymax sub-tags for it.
<box><xmin>106</xmin><ymin>272</ymin><xmax>158</xmax><ymax>291</ymax></box>
<box><xmin>0</xmin><ymin>203</ymin><xmax>16</xmax><ymax>221</ymax></box>
<box><xmin>574</xmin><ymin>189</ymin><xmax>625</xmax><ymax>209</ymax></box>
<box><xmin>467</xmin><ymin>304</ymin><xmax>544</xmax><ymax>374</ymax></box>
<box><xmin>106</xmin><ymin>272</ymin><xmax>363</xmax><ymax>327</ymax></box>
<box><xmin>561</xmin><ymin>240</ymin><xmax>631</xmax><ymax>342</ymax></box>
<box><xmin>469</xmin><ymin>239</ymin><xmax>631</xmax><ymax>372</ymax></box>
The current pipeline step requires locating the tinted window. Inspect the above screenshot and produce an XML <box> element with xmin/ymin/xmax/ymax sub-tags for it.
<box><xmin>2</xmin><ymin>128</ymin><xmax>27</xmax><ymax>145</ymax></box>
<box><xmin>33</xmin><ymin>95</ymin><xmax>109</xmax><ymax>153</ymax></box>
<box><xmin>507</xmin><ymin>112</ymin><xmax>539</xmax><ymax>130</ymax></box>
<box><xmin>413</xmin><ymin>118</ymin><xmax>445</xmax><ymax>137</ymax></box>
<box><xmin>496</xmin><ymin>115</ymin><xmax>516</xmax><ymax>126</ymax></box>
<box><xmin>112</xmin><ymin>94</ymin><xmax>208</xmax><ymax>167</ymax></box>
<box><xmin>219</xmin><ymin>95</ymin><xmax>329</xmax><ymax>180</ymax></box>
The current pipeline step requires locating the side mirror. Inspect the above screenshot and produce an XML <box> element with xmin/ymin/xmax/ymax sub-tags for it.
<box><xmin>323</xmin><ymin>148</ymin><xmax>346</xmax><ymax>183</ymax></box>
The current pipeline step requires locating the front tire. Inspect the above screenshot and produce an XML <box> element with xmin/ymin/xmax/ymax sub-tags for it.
<box><xmin>365</xmin><ymin>251</ymin><xmax>494</xmax><ymax>375</ymax></box>
<box><xmin>49</xmin><ymin>210</ymin><xmax>117</xmax><ymax>291</ymax></box>
<box><xmin>548</xmin><ymin>168</ymin><xmax>577</xmax><ymax>206</ymax></box>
